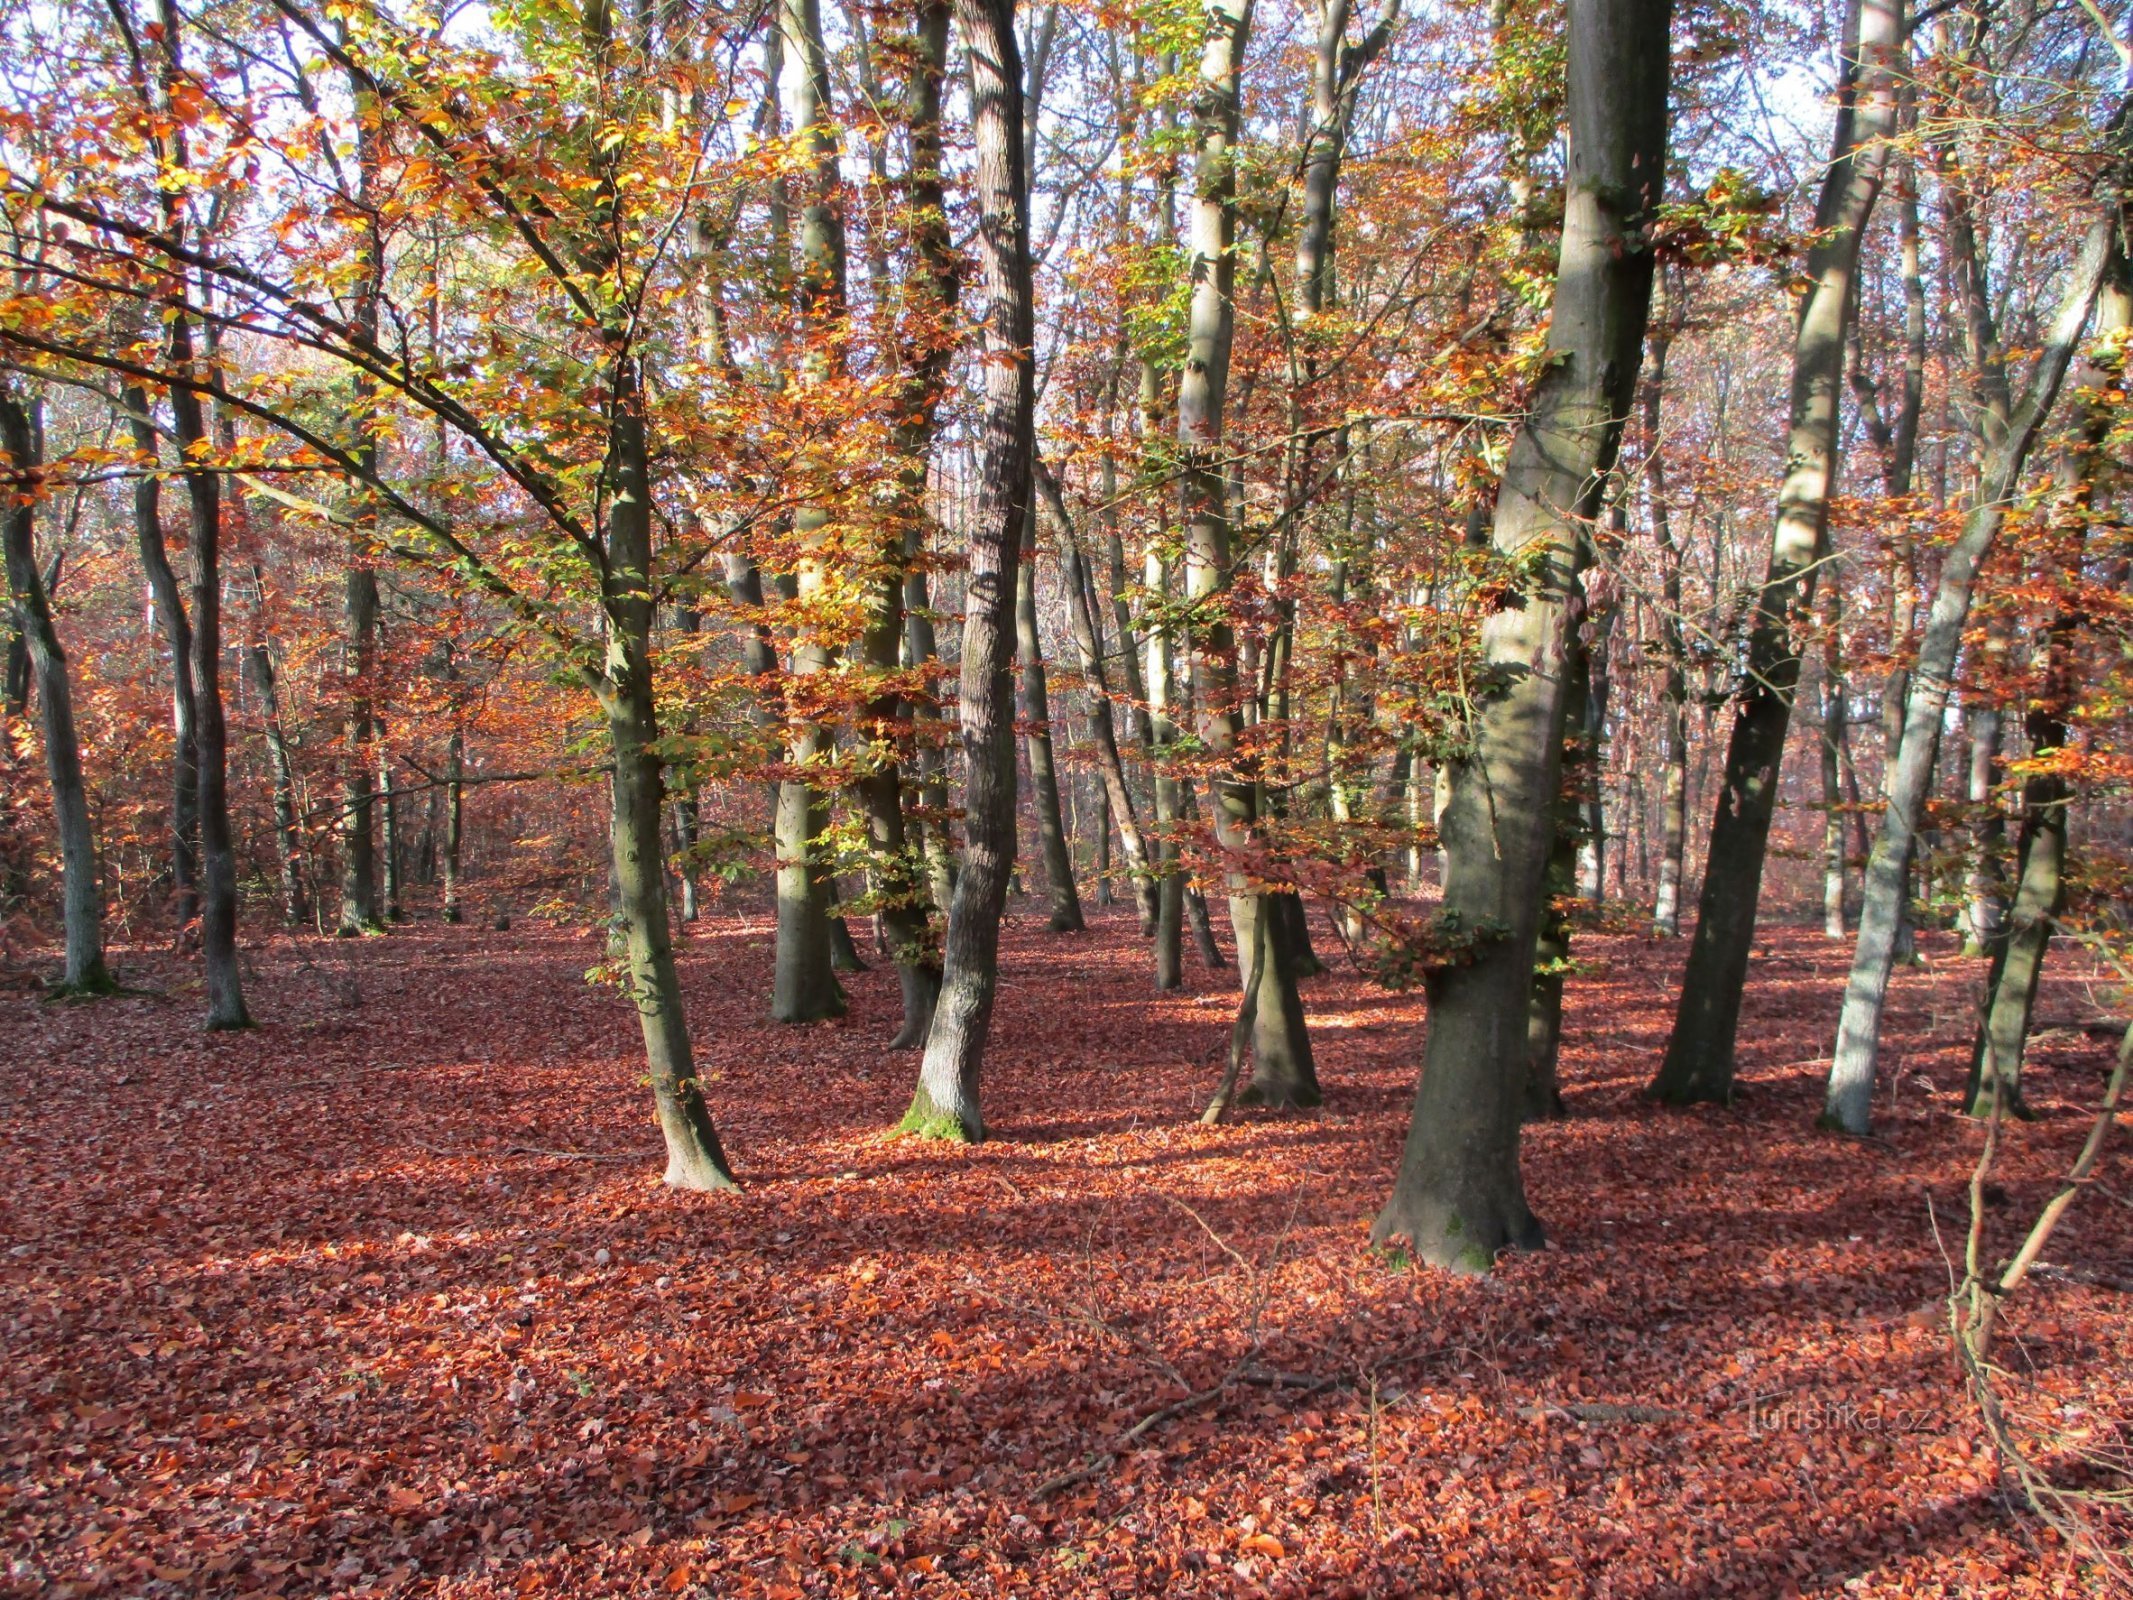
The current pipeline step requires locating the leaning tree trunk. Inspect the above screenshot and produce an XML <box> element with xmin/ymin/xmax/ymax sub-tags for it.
<box><xmin>903</xmin><ymin>0</ymin><xmax>1031</xmax><ymax>1141</ymax></box>
<box><xmin>1650</xmin><ymin>0</ymin><xmax>1901</xmax><ymax>1103</ymax></box>
<box><xmin>1823</xmin><ymin>211</ymin><xmax>2117</xmax><ymax>1134</ymax></box>
<box><xmin>1016</xmin><ymin>505</ymin><xmax>1085</xmax><ymax>931</ymax></box>
<box><xmin>1963</xmin><ymin>251</ymin><xmax>2132</xmax><ymax>1118</ymax></box>
<box><xmin>1372</xmin><ymin>0</ymin><xmax>1669</xmax><ymax>1270</ymax></box>
<box><xmin>1180</xmin><ymin>0</ymin><xmax>1317</xmax><ymax>1111</ymax></box>
<box><xmin>0</xmin><ymin>387</ymin><xmax>111</xmax><ymax>994</ymax></box>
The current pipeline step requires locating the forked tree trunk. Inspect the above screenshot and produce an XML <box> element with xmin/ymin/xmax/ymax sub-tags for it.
<box><xmin>1650</xmin><ymin>0</ymin><xmax>1901</xmax><ymax>1103</ymax></box>
<box><xmin>903</xmin><ymin>0</ymin><xmax>1031</xmax><ymax>1141</ymax></box>
<box><xmin>1373</xmin><ymin>0</ymin><xmax>1668</xmax><ymax>1269</ymax></box>
<box><xmin>1016</xmin><ymin>506</ymin><xmax>1085</xmax><ymax>931</ymax></box>
<box><xmin>1823</xmin><ymin>211</ymin><xmax>2117</xmax><ymax>1134</ymax></box>
<box><xmin>0</xmin><ymin>387</ymin><xmax>111</xmax><ymax>994</ymax></box>
<box><xmin>1180</xmin><ymin>0</ymin><xmax>1317</xmax><ymax>1110</ymax></box>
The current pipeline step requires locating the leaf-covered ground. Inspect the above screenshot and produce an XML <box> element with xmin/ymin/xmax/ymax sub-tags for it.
<box><xmin>4</xmin><ymin>908</ymin><xmax>2129</xmax><ymax>1598</ymax></box>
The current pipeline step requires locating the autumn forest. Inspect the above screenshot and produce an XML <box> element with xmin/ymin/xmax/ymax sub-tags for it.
<box><xmin>4</xmin><ymin>0</ymin><xmax>2133</xmax><ymax>1589</ymax></box>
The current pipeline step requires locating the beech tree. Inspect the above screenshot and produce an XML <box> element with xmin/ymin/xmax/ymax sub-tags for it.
<box><xmin>1372</xmin><ymin>0</ymin><xmax>1670</xmax><ymax>1269</ymax></box>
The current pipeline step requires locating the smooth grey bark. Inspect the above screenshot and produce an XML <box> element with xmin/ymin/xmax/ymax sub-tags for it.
<box><xmin>0</xmin><ymin>387</ymin><xmax>111</xmax><ymax>993</ymax></box>
<box><xmin>1179</xmin><ymin>0</ymin><xmax>1318</xmax><ymax>1111</ymax></box>
<box><xmin>1646</xmin><ymin>280</ymin><xmax>1689</xmax><ymax>936</ymax></box>
<box><xmin>1016</xmin><ymin>505</ymin><xmax>1085</xmax><ymax>931</ymax></box>
<box><xmin>1650</xmin><ymin>0</ymin><xmax>1901</xmax><ymax>1103</ymax></box>
<box><xmin>1823</xmin><ymin>211</ymin><xmax>2118</xmax><ymax>1134</ymax></box>
<box><xmin>120</xmin><ymin>383</ymin><xmax>200</xmax><ymax>931</ymax></box>
<box><xmin>771</xmin><ymin>0</ymin><xmax>848</xmax><ymax>1023</ymax></box>
<box><xmin>903</xmin><ymin>0</ymin><xmax>1031</xmax><ymax>1141</ymax></box>
<box><xmin>1961</xmin><ymin>700</ymin><xmax>2006</xmax><ymax>953</ymax></box>
<box><xmin>1373</xmin><ymin>0</ymin><xmax>1669</xmax><ymax>1270</ymax></box>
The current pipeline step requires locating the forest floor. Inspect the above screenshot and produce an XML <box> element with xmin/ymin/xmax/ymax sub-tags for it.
<box><xmin>3</xmin><ymin>903</ymin><xmax>2131</xmax><ymax>1599</ymax></box>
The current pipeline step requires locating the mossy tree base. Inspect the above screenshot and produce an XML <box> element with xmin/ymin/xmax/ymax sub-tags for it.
<box><xmin>1370</xmin><ymin>1191</ymin><xmax>1545</xmax><ymax>1276</ymax></box>
<box><xmin>898</xmin><ymin>1084</ymin><xmax>982</xmax><ymax>1144</ymax></box>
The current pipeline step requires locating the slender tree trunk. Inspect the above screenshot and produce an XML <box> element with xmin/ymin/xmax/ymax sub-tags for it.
<box><xmin>1824</xmin><ymin>211</ymin><xmax>2117</xmax><ymax>1133</ymax></box>
<box><xmin>1179</xmin><ymin>0</ymin><xmax>1317</xmax><ymax>1109</ymax></box>
<box><xmin>1039</xmin><ymin>462</ymin><xmax>1161</xmax><ymax>932</ymax></box>
<box><xmin>335</xmin><ymin>62</ymin><xmax>387</xmax><ymax>938</ymax></box>
<box><xmin>443</xmin><ymin>727</ymin><xmax>465</xmax><ymax>923</ymax></box>
<box><xmin>771</xmin><ymin>0</ymin><xmax>849</xmax><ymax>1022</ymax></box>
<box><xmin>246</xmin><ymin>644</ymin><xmax>305</xmax><ymax>927</ymax></box>
<box><xmin>0</xmin><ymin>387</ymin><xmax>111</xmax><ymax>993</ymax></box>
<box><xmin>1821</xmin><ymin>638</ymin><xmax>1848</xmax><ymax>938</ymax></box>
<box><xmin>904</xmin><ymin>0</ymin><xmax>1030</xmax><ymax>1140</ymax></box>
<box><xmin>379</xmin><ymin>741</ymin><xmax>403</xmax><ymax>921</ymax></box>
<box><xmin>1016</xmin><ymin>505</ymin><xmax>1085</xmax><ymax>931</ymax></box>
<box><xmin>1373</xmin><ymin>0</ymin><xmax>1669</xmax><ymax>1268</ymax></box>
<box><xmin>1961</xmin><ymin>696</ymin><xmax>2006</xmax><ymax>954</ymax></box>
<box><xmin>120</xmin><ymin>384</ymin><xmax>200</xmax><ymax>932</ymax></box>
<box><xmin>1651</xmin><ymin>0</ymin><xmax>1901</xmax><ymax>1102</ymax></box>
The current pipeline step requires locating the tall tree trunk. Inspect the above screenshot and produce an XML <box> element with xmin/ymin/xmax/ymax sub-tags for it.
<box><xmin>1016</xmin><ymin>506</ymin><xmax>1085</xmax><ymax>930</ymax></box>
<box><xmin>1823</xmin><ymin>210</ymin><xmax>2117</xmax><ymax>1133</ymax></box>
<box><xmin>1373</xmin><ymin>0</ymin><xmax>1669</xmax><ymax>1269</ymax></box>
<box><xmin>1180</xmin><ymin>0</ymin><xmax>1317</xmax><ymax>1110</ymax></box>
<box><xmin>1650</xmin><ymin>0</ymin><xmax>1901</xmax><ymax>1103</ymax></box>
<box><xmin>855</xmin><ymin>0</ymin><xmax>957</xmax><ymax>1047</ymax></box>
<box><xmin>1649</xmin><ymin>295</ymin><xmax>1689</xmax><ymax>936</ymax></box>
<box><xmin>771</xmin><ymin>0</ymin><xmax>848</xmax><ymax>1023</ymax></box>
<box><xmin>336</xmin><ymin>60</ymin><xmax>387</xmax><ymax>937</ymax></box>
<box><xmin>0</xmin><ymin>387</ymin><xmax>111</xmax><ymax>994</ymax></box>
<box><xmin>120</xmin><ymin>383</ymin><xmax>200</xmax><ymax>932</ymax></box>
<box><xmin>903</xmin><ymin>0</ymin><xmax>1031</xmax><ymax>1140</ymax></box>
<box><xmin>170</xmin><ymin>351</ymin><xmax>250</xmax><ymax>1029</ymax></box>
